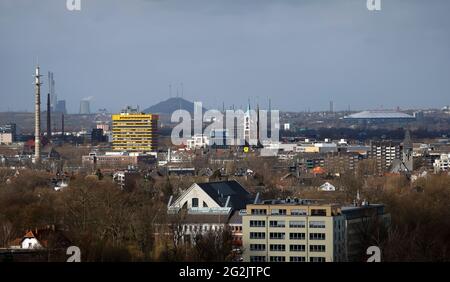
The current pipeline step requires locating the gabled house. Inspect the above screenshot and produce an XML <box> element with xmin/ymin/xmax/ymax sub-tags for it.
<box><xmin>19</xmin><ymin>231</ymin><xmax>42</xmax><ymax>249</ymax></box>
<box><xmin>9</xmin><ymin>227</ymin><xmax>72</xmax><ymax>250</ymax></box>
<box><xmin>167</xmin><ymin>180</ymin><xmax>256</xmax><ymax>249</ymax></box>
<box><xmin>319</xmin><ymin>181</ymin><xmax>336</xmax><ymax>191</ymax></box>
<box><xmin>168</xmin><ymin>180</ymin><xmax>254</xmax><ymax>213</ymax></box>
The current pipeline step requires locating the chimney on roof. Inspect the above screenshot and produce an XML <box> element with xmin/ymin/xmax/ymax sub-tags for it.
<box><xmin>167</xmin><ymin>195</ymin><xmax>173</xmax><ymax>208</ymax></box>
<box><xmin>254</xmin><ymin>192</ymin><xmax>260</xmax><ymax>204</ymax></box>
<box><xmin>225</xmin><ymin>196</ymin><xmax>230</xmax><ymax>207</ymax></box>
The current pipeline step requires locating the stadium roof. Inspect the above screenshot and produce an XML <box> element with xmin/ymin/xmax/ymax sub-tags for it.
<box><xmin>344</xmin><ymin>110</ymin><xmax>415</xmax><ymax>119</ymax></box>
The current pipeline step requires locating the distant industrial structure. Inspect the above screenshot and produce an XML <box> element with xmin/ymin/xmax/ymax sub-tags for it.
<box><xmin>34</xmin><ymin>66</ymin><xmax>42</xmax><ymax>162</ymax></box>
<box><xmin>48</xmin><ymin>71</ymin><xmax>56</xmax><ymax>111</ymax></box>
<box><xmin>46</xmin><ymin>93</ymin><xmax>51</xmax><ymax>139</ymax></box>
<box><xmin>79</xmin><ymin>99</ymin><xmax>91</xmax><ymax>114</ymax></box>
<box><xmin>47</xmin><ymin>71</ymin><xmax>68</xmax><ymax>114</ymax></box>
<box><xmin>112</xmin><ymin>106</ymin><xmax>159</xmax><ymax>152</ymax></box>
<box><xmin>55</xmin><ymin>100</ymin><xmax>67</xmax><ymax>114</ymax></box>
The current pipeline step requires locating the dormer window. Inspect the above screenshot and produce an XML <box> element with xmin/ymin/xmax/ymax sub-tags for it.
<box><xmin>192</xmin><ymin>198</ymin><xmax>199</xmax><ymax>208</ymax></box>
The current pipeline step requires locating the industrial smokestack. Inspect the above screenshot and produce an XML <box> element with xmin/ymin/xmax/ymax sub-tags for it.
<box><xmin>47</xmin><ymin>93</ymin><xmax>51</xmax><ymax>140</ymax></box>
<box><xmin>256</xmin><ymin>103</ymin><xmax>260</xmax><ymax>141</ymax></box>
<box><xmin>61</xmin><ymin>113</ymin><xmax>65</xmax><ymax>141</ymax></box>
<box><xmin>79</xmin><ymin>97</ymin><xmax>92</xmax><ymax>114</ymax></box>
<box><xmin>34</xmin><ymin>65</ymin><xmax>42</xmax><ymax>162</ymax></box>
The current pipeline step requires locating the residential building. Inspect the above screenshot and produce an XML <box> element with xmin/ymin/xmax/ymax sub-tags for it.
<box><xmin>242</xmin><ymin>199</ymin><xmax>389</xmax><ymax>262</ymax></box>
<box><xmin>9</xmin><ymin>226</ymin><xmax>71</xmax><ymax>250</ymax></box>
<box><xmin>297</xmin><ymin>154</ymin><xmax>325</xmax><ymax>171</ymax></box>
<box><xmin>96</xmin><ymin>122</ymin><xmax>110</xmax><ymax>132</ymax></box>
<box><xmin>319</xmin><ymin>182</ymin><xmax>336</xmax><ymax>191</ymax></box>
<box><xmin>369</xmin><ymin>140</ymin><xmax>401</xmax><ymax>173</ymax></box>
<box><xmin>82</xmin><ymin>151</ymin><xmax>156</xmax><ymax>168</ymax></box>
<box><xmin>314</xmin><ymin>142</ymin><xmax>338</xmax><ymax>153</ymax></box>
<box><xmin>0</xmin><ymin>123</ymin><xmax>16</xmax><ymax>144</ymax></box>
<box><xmin>167</xmin><ymin>180</ymin><xmax>255</xmax><ymax>249</ymax></box>
<box><xmin>0</xmin><ymin>132</ymin><xmax>13</xmax><ymax>144</ymax></box>
<box><xmin>433</xmin><ymin>154</ymin><xmax>450</xmax><ymax>172</ymax></box>
<box><xmin>91</xmin><ymin>128</ymin><xmax>106</xmax><ymax>143</ymax></box>
<box><xmin>186</xmin><ymin>134</ymin><xmax>209</xmax><ymax>150</ymax></box>
<box><xmin>324</xmin><ymin>151</ymin><xmax>365</xmax><ymax>173</ymax></box>
<box><xmin>242</xmin><ymin>199</ymin><xmax>346</xmax><ymax>262</ymax></box>
<box><xmin>112</xmin><ymin>106</ymin><xmax>158</xmax><ymax>152</ymax></box>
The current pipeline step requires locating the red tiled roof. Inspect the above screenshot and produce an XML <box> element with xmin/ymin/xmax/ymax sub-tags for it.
<box><xmin>23</xmin><ymin>230</ymin><xmax>36</xmax><ymax>238</ymax></box>
<box><xmin>312</xmin><ymin>166</ymin><xmax>325</xmax><ymax>174</ymax></box>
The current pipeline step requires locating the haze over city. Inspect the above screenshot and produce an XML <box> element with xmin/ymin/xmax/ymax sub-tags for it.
<box><xmin>1</xmin><ymin>0</ymin><xmax>450</xmax><ymax>269</ymax></box>
<box><xmin>1</xmin><ymin>0</ymin><xmax>450</xmax><ymax>113</ymax></box>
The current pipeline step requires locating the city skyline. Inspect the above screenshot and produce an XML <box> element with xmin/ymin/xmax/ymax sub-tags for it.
<box><xmin>1</xmin><ymin>0</ymin><xmax>450</xmax><ymax>113</ymax></box>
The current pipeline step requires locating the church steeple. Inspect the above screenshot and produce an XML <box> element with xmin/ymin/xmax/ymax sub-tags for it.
<box><xmin>402</xmin><ymin>129</ymin><xmax>413</xmax><ymax>172</ymax></box>
<box><xmin>403</xmin><ymin>129</ymin><xmax>413</xmax><ymax>150</ymax></box>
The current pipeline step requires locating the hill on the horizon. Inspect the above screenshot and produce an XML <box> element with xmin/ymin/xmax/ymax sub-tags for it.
<box><xmin>143</xmin><ymin>97</ymin><xmax>207</xmax><ymax>115</ymax></box>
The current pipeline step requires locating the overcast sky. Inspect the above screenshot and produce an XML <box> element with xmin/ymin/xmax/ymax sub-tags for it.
<box><xmin>1</xmin><ymin>0</ymin><xmax>449</xmax><ymax>113</ymax></box>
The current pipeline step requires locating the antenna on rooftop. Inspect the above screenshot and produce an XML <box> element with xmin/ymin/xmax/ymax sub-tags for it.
<box><xmin>181</xmin><ymin>82</ymin><xmax>184</xmax><ymax>99</ymax></box>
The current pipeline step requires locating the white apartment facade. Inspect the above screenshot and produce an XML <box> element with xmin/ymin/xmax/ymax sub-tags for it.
<box><xmin>242</xmin><ymin>200</ymin><xmax>346</xmax><ymax>262</ymax></box>
<box><xmin>243</xmin><ymin>199</ymin><xmax>389</xmax><ymax>262</ymax></box>
<box><xmin>433</xmin><ymin>153</ymin><xmax>450</xmax><ymax>172</ymax></box>
<box><xmin>0</xmin><ymin>132</ymin><xmax>13</xmax><ymax>144</ymax></box>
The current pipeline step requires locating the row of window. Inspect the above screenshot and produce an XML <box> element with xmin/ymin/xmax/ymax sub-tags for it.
<box><xmin>249</xmin><ymin>243</ymin><xmax>326</xmax><ymax>252</ymax></box>
<box><xmin>249</xmin><ymin>232</ymin><xmax>325</xmax><ymax>240</ymax></box>
<box><xmin>183</xmin><ymin>225</ymin><xmax>222</xmax><ymax>232</ymax></box>
<box><xmin>250</xmin><ymin>209</ymin><xmax>327</xmax><ymax>216</ymax></box>
<box><xmin>249</xmin><ymin>256</ymin><xmax>326</xmax><ymax>262</ymax></box>
<box><xmin>250</xmin><ymin>220</ymin><xmax>325</xmax><ymax>228</ymax></box>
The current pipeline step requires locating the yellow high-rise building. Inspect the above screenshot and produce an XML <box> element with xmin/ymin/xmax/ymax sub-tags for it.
<box><xmin>112</xmin><ymin>107</ymin><xmax>158</xmax><ymax>152</ymax></box>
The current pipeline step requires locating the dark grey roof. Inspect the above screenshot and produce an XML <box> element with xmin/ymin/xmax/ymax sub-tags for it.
<box><xmin>341</xmin><ymin>204</ymin><xmax>385</xmax><ymax>220</ymax></box>
<box><xmin>197</xmin><ymin>180</ymin><xmax>253</xmax><ymax>210</ymax></box>
<box><xmin>228</xmin><ymin>210</ymin><xmax>243</xmax><ymax>225</ymax></box>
